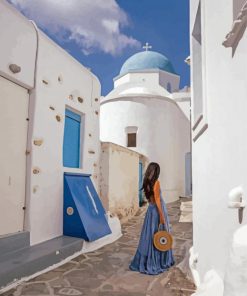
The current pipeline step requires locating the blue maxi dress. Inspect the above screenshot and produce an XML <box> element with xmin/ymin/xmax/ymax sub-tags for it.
<box><xmin>129</xmin><ymin>191</ymin><xmax>174</xmax><ymax>275</ymax></box>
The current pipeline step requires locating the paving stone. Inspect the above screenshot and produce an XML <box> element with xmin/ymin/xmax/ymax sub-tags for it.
<box><xmin>164</xmin><ymin>268</ymin><xmax>195</xmax><ymax>291</ymax></box>
<box><xmin>70</xmin><ymin>254</ymin><xmax>88</xmax><ymax>263</ymax></box>
<box><xmin>64</xmin><ymin>269</ymin><xmax>105</xmax><ymax>289</ymax></box>
<box><xmin>32</xmin><ymin>270</ymin><xmax>63</xmax><ymax>282</ymax></box>
<box><xmin>98</xmin><ymin>292</ymin><xmax>144</xmax><ymax>296</ymax></box>
<box><xmin>0</xmin><ymin>288</ymin><xmax>17</xmax><ymax>296</ymax></box>
<box><xmin>55</xmin><ymin>262</ymin><xmax>77</xmax><ymax>272</ymax></box>
<box><xmin>54</xmin><ymin>287</ymin><xmax>85</xmax><ymax>295</ymax></box>
<box><xmin>49</xmin><ymin>277</ymin><xmax>71</xmax><ymax>288</ymax></box>
<box><xmin>104</xmin><ymin>271</ymin><xmax>154</xmax><ymax>293</ymax></box>
<box><xmin>101</xmin><ymin>283</ymin><xmax>114</xmax><ymax>291</ymax></box>
<box><xmin>20</xmin><ymin>283</ymin><xmax>49</xmax><ymax>295</ymax></box>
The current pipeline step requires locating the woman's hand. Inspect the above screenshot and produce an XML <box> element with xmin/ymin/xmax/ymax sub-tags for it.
<box><xmin>160</xmin><ymin>217</ymin><xmax>165</xmax><ymax>225</ymax></box>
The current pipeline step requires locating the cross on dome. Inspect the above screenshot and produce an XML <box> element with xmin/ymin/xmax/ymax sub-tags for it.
<box><xmin>143</xmin><ymin>42</ymin><xmax>152</xmax><ymax>51</ymax></box>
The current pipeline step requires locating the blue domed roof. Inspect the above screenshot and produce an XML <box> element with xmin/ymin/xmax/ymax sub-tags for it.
<box><xmin>120</xmin><ymin>51</ymin><xmax>176</xmax><ymax>76</ymax></box>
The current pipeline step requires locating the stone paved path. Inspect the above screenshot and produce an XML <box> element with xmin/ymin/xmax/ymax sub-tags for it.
<box><xmin>3</xmin><ymin>199</ymin><xmax>195</xmax><ymax>296</ymax></box>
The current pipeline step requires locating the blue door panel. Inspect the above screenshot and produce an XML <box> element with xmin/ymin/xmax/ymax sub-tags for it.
<box><xmin>63</xmin><ymin>173</ymin><xmax>112</xmax><ymax>241</ymax></box>
<box><xmin>65</xmin><ymin>109</ymin><xmax>81</xmax><ymax>122</ymax></box>
<box><xmin>63</xmin><ymin>109</ymin><xmax>81</xmax><ymax>168</ymax></box>
<box><xmin>63</xmin><ymin>179</ymin><xmax>87</xmax><ymax>239</ymax></box>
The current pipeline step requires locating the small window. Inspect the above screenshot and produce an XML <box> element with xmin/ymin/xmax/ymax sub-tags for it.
<box><xmin>127</xmin><ymin>133</ymin><xmax>136</xmax><ymax>147</ymax></box>
<box><xmin>125</xmin><ymin>126</ymin><xmax>138</xmax><ymax>147</ymax></box>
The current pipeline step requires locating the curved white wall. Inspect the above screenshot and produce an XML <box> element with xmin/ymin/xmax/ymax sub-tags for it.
<box><xmin>26</xmin><ymin>32</ymin><xmax>101</xmax><ymax>245</ymax></box>
<box><xmin>0</xmin><ymin>1</ymin><xmax>101</xmax><ymax>245</ymax></box>
<box><xmin>100</xmin><ymin>97</ymin><xmax>190</xmax><ymax>203</ymax></box>
<box><xmin>0</xmin><ymin>1</ymin><xmax>36</xmax><ymax>89</ymax></box>
<box><xmin>114</xmin><ymin>71</ymin><xmax>180</xmax><ymax>94</ymax></box>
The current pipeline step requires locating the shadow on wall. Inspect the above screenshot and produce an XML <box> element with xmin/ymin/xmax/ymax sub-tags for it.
<box><xmin>223</xmin><ymin>224</ymin><xmax>247</xmax><ymax>296</ymax></box>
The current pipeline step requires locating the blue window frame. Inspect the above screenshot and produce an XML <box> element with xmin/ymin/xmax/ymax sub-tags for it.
<box><xmin>63</xmin><ymin>109</ymin><xmax>82</xmax><ymax>168</ymax></box>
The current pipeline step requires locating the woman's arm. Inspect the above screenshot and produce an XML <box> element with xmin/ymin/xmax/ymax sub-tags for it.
<box><xmin>154</xmin><ymin>180</ymin><xmax>165</xmax><ymax>225</ymax></box>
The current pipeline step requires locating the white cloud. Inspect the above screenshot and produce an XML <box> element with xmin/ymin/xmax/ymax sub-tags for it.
<box><xmin>8</xmin><ymin>0</ymin><xmax>141</xmax><ymax>55</ymax></box>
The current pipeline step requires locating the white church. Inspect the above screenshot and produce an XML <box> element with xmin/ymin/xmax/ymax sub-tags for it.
<box><xmin>100</xmin><ymin>46</ymin><xmax>191</xmax><ymax>203</ymax></box>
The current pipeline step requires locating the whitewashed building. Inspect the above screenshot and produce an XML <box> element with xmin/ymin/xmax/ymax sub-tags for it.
<box><xmin>0</xmin><ymin>1</ymin><xmax>121</xmax><ymax>290</ymax></box>
<box><xmin>100</xmin><ymin>142</ymin><xmax>148</xmax><ymax>222</ymax></box>
<box><xmin>100</xmin><ymin>49</ymin><xmax>191</xmax><ymax>203</ymax></box>
<box><xmin>190</xmin><ymin>0</ymin><xmax>247</xmax><ymax>295</ymax></box>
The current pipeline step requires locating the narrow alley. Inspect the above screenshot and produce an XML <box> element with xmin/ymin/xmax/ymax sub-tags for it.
<box><xmin>3</xmin><ymin>199</ymin><xmax>195</xmax><ymax>296</ymax></box>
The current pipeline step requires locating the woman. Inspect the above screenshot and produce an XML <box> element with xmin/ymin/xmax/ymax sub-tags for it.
<box><xmin>129</xmin><ymin>162</ymin><xmax>174</xmax><ymax>275</ymax></box>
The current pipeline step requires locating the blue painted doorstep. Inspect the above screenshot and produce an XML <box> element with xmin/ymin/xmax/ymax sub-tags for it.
<box><xmin>63</xmin><ymin>173</ymin><xmax>112</xmax><ymax>241</ymax></box>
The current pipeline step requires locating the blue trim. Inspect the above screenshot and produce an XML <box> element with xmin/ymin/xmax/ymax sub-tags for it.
<box><xmin>64</xmin><ymin>172</ymin><xmax>91</xmax><ymax>177</ymax></box>
<box><xmin>65</xmin><ymin>109</ymin><xmax>81</xmax><ymax>122</ymax></box>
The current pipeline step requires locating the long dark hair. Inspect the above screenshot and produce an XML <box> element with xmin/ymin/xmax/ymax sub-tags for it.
<box><xmin>142</xmin><ymin>162</ymin><xmax>160</xmax><ymax>201</ymax></box>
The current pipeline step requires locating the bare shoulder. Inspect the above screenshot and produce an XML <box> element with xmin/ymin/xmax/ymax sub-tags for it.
<box><xmin>154</xmin><ymin>180</ymin><xmax>160</xmax><ymax>190</ymax></box>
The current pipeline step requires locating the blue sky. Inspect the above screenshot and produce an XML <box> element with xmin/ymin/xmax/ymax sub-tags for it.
<box><xmin>9</xmin><ymin>0</ymin><xmax>190</xmax><ymax>95</ymax></box>
<box><xmin>86</xmin><ymin>0</ymin><xmax>190</xmax><ymax>95</ymax></box>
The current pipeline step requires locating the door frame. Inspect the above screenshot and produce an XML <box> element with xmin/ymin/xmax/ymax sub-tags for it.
<box><xmin>0</xmin><ymin>75</ymin><xmax>30</xmax><ymax>235</ymax></box>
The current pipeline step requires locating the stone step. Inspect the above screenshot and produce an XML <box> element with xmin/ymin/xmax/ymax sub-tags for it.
<box><xmin>0</xmin><ymin>235</ymin><xmax>83</xmax><ymax>289</ymax></box>
<box><xmin>0</xmin><ymin>231</ymin><xmax>30</xmax><ymax>259</ymax></box>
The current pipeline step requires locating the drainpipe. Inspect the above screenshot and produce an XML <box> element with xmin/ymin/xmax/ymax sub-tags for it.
<box><xmin>185</xmin><ymin>56</ymin><xmax>199</xmax><ymax>286</ymax></box>
<box><xmin>30</xmin><ymin>20</ymin><xmax>39</xmax><ymax>88</ymax></box>
<box><xmin>23</xmin><ymin>20</ymin><xmax>39</xmax><ymax>240</ymax></box>
<box><xmin>184</xmin><ymin>56</ymin><xmax>192</xmax><ymax>197</ymax></box>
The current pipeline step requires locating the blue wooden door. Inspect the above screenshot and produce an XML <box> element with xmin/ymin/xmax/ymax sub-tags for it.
<box><xmin>139</xmin><ymin>162</ymin><xmax>143</xmax><ymax>206</ymax></box>
<box><xmin>63</xmin><ymin>109</ymin><xmax>81</xmax><ymax>168</ymax></box>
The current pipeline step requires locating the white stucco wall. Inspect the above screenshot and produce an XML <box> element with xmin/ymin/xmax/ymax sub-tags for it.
<box><xmin>114</xmin><ymin>72</ymin><xmax>159</xmax><ymax>88</ymax></box>
<box><xmin>100</xmin><ymin>97</ymin><xmax>190</xmax><ymax>203</ymax></box>
<box><xmin>0</xmin><ymin>1</ymin><xmax>36</xmax><ymax>88</ymax></box>
<box><xmin>190</xmin><ymin>0</ymin><xmax>247</xmax><ymax>285</ymax></box>
<box><xmin>27</xmin><ymin>33</ymin><xmax>101</xmax><ymax>246</ymax></box>
<box><xmin>159</xmin><ymin>71</ymin><xmax>180</xmax><ymax>92</ymax></box>
<box><xmin>176</xmin><ymin>101</ymin><xmax>191</xmax><ymax>120</ymax></box>
<box><xmin>0</xmin><ymin>2</ymin><xmax>101</xmax><ymax>245</ymax></box>
<box><xmin>100</xmin><ymin>142</ymin><xmax>148</xmax><ymax>221</ymax></box>
<box><xmin>114</xmin><ymin>70</ymin><xmax>180</xmax><ymax>92</ymax></box>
